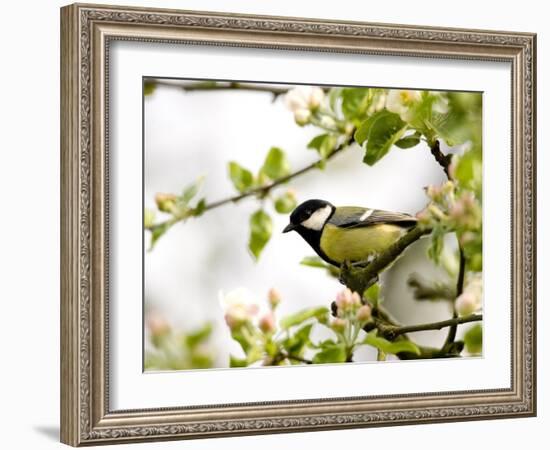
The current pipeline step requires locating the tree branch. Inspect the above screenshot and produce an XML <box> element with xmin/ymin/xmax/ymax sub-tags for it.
<box><xmin>148</xmin><ymin>79</ymin><xmax>305</xmax><ymax>100</ymax></box>
<box><xmin>287</xmin><ymin>354</ymin><xmax>313</xmax><ymax>364</ymax></box>
<box><xmin>430</xmin><ymin>139</ymin><xmax>453</xmax><ymax>179</ymax></box>
<box><xmin>204</xmin><ymin>141</ymin><xmax>348</xmax><ymax>211</ymax></box>
<box><xmin>379</xmin><ymin>313</ymin><xmax>482</xmax><ymax>340</ymax></box>
<box><xmin>339</xmin><ymin>226</ymin><xmax>431</xmax><ymax>294</ymax></box>
<box><xmin>146</xmin><ymin>136</ymin><xmax>353</xmax><ymax>232</ymax></box>
<box><xmin>443</xmin><ymin>246</ymin><xmax>466</xmax><ymax>347</ymax></box>
<box><xmin>426</xmin><ymin>140</ymin><xmax>469</xmax><ymax>350</ymax></box>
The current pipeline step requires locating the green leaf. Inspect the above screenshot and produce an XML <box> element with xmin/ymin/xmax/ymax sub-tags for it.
<box><xmin>300</xmin><ymin>256</ymin><xmax>340</xmax><ymax>278</ymax></box>
<box><xmin>307</xmin><ymin>134</ymin><xmax>336</xmax><ymax>169</ymax></box>
<box><xmin>280</xmin><ymin>306</ymin><xmax>329</xmax><ymax>329</ymax></box>
<box><xmin>282</xmin><ymin>324</ymin><xmax>313</xmax><ymax>355</ymax></box>
<box><xmin>190</xmin><ymin>353</ymin><xmax>213</xmax><ymax>369</ymax></box>
<box><xmin>364</xmin><ymin>111</ymin><xmax>408</xmax><ymax>165</ymax></box>
<box><xmin>274</xmin><ymin>191</ymin><xmax>297</xmax><ymax>214</ymax></box>
<box><xmin>143</xmin><ymin>81</ymin><xmax>156</xmax><ymax>96</ymax></box>
<box><xmin>312</xmin><ymin>343</ymin><xmax>347</xmax><ymax>364</ymax></box>
<box><xmin>231</xmin><ymin>330</ymin><xmax>253</xmax><ymax>354</ymax></box>
<box><xmin>311</xmin><ymin>338</ymin><xmax>337</xmax><ymax>349</ymax></box>
<box><xmin>354</xmin><ymin>111</ymin><xmax>384</xmax><ymax>145</ymax></box>
<box><xmin>341</xmin><ymin>88</ymin><xmax>371</xmax><ymax>121</ymax></box>
<box><xmin>192</xmin><ymin>198</ymin><xmax>207</xmax><ymax>217</ymax></box>
<box><xmin>319</xmin><ymin>135</ymin><xmax>337</xmax><ymax>160</ymax></box>
<box><xmin>184</xmin><ymin>323</ymin><xmax>213</xmax><ymax>349</ymax></box>
<box><xmin>454</xmin><ymin>146</ymin><xmax>482</xmax><ymax>197</ymax></box>
<box><xmin>464</xmin><ymin>324</ymin><xmax>482</xmax><ymax>355</ymax></box>
<box><xmin>395</xmin><ymin>135</ymin><xmax>421</xmax><ymax>149</ymax></box>
<box><xmin>228</xmin><ymin>162</ymin><xmax>254</xmax><ymax>193</ymax></box>
<box><xmin>363</xmin><ymin>331</ymin><xmax>421</xmax><ymax>355</ymax></box>
<box><xmin>260</xmin><ymin>147</ymin><xmax>290</xmax><ymax>180</ymax></box>
<box><xmin>307</xmin><ymin>133</ymin><xmax>330</xmax><ymax>151</ymax></box>
<box><xmin>328</xmin><ymin>87</ymin><xmax>342</xmax><ymax>113</ymax></box>
<box><xmin>229</xmin><ymin>355</ymin><xmax>249</xmax><ymax>368</ymax></box>
<box><xmin>149</xmin><ymin>221</ymin><xmax>172</xmax><ymax>250</ymax></box>
<box><xmin>300</xmin><ymin>256</ymin><xmax>330</xmax><ymax>269</ymax></box>
<box><xmin>364</xmin><ymin>283</ymin><xmax>380</xmax><ymax>308</ymax></box>
<box><xmin>405</xmin><ymin>92</ymin><xmax>438</xmax><ymax>131</ymax></box>
<box><xmin>248</xmin><ymin>209</ymin><xmax>273</xmax><ymax>260</ymax></box>
<box><xmin>180</xmin><ymin>176</ymin><xmax>204</xmax><ymax>206</ymax></box>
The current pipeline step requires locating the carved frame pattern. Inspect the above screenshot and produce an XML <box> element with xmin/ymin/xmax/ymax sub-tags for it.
<box><xmin>60</xmin><ymin>3</ymin><xmax>536</xmax><ymax>446</ymax></box>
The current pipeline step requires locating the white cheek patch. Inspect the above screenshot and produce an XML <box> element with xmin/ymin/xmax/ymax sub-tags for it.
<box><xmin>301</xmin><ymin>205</ymin><xmax>332</xmax><ymax>231</ymax></box>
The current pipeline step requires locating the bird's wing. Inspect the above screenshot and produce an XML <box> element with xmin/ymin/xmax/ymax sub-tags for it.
<box><xmin>329</xmin><ymin>206</ymin><xmax>417</xmax><ymax>229</ymax></box>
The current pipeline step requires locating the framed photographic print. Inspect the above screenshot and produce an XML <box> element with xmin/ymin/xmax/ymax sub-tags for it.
<box><xmin>60</xmin><ymin>3</ymin><xmax>537</xmax><ymax>446</ymax></box>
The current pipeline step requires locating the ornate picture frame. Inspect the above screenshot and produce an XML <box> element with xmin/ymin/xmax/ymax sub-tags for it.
<box><xmin>60</xmin><ymin>3</ymin><xmax>536</xmax><ymax>446</ymax></box>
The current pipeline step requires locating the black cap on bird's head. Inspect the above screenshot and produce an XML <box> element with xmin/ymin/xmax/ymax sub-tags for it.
<box><xmin>283</xmin><ymin>199</ymin><xmax>335</xmax><ymax>233</ymax></box>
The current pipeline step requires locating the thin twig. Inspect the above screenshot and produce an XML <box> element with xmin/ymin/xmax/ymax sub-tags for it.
<box><xmin>283</xmin><ymin>353</ymin><xmax>313</xmax><ymax>364</ymax></box>
<box><xmin>203</xmin><ymin>144</ymin><xmax>347</xmax><ymax>211</ymax></box>
<box><xmin>149</xmin><ymin>80</ymin><xmax>293</xmax><ymax>100</ymax></box>
<box><xmin>380</xmin><ymin>313</ymin><xmax>482</xmax><ymax>340</ymax></box>
<box><xmin>426</xmin><ymin>140</ymin><xmax>469</xmax><ymax>349</ymax></box>
<box><xmin>443</xmin><ymin>247</ymin><xmax>466</xmax><ymax>347</ymax></box>
<box><xmin>147</xmin><ymin>136</ymin><xmax>353</xmax><ymax>232</ymax></box>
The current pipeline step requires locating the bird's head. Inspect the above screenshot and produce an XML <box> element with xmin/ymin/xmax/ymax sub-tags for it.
<box><xmin>283</xmin><ymin>199</ymin><xmax>335</xmax><ymax>234</ymax></box>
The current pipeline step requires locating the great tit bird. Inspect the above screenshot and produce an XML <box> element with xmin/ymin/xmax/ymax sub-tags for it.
<box><xmin>283</xmin><ymin>199</ymin><xmax>417</xmax><ymax>267</ymax></box>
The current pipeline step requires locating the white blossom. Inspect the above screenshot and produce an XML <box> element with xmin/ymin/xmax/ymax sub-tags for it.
<box><xmin>430</xmin><ymin>91</ymin><xmax>450</xmax><ymax>114</ymax></box>
<box><xmin>293</xmin><ymin>108</ymin><xmax>312</xmax><ymax>126</ymax></box>
<box><xmin>367</xmin><ymin>91</ymin><xmax>387</xmax><ymax>115</ymax></box>
<box><xmin>385</xmin><ymin>89</ymin><xmax>422</xmax><ymax>122</ymax></box>
<box><xmin>219</xmin><ymin>288</ymin><xmax>261</xmax><ymax>329</ymax></box>
<box><xmin>284</xmin><ymin>86</ymin><xmax>325</xmax><ymax>125</ymax></box>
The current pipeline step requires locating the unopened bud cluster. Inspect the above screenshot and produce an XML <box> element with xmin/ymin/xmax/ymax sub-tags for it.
<box><xmin>154</xmin><ymin>193</ymin><xmax>177</xmax><ymax>213</ymax></box>
<box><xmin>331</xmin><ymin>288</ymin><xmax>372</xmax><ymax>334</ymax></box>
<box><xmin>220</xmin><ymin>287</ymin><xmax>283</xmax><ymax>336</ymax></box>
<box><xmin>417</xmin><ymin>180</ymin><xmax>481</xmax><ymax>232</ymax></box>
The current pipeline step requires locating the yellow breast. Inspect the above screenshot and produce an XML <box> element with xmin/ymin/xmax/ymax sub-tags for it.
<box><xmin>319</xmin><ymin>223</ymin><xmax>406</xmax><ymax>264</ymax></box>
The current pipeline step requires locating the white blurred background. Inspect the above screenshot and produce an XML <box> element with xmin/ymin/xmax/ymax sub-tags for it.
<box><xmin>144</xmin><ymin>81</ymin><xmax>454</xmax><ymax>368</ymax></box>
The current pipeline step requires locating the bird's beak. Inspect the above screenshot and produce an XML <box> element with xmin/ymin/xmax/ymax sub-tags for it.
<box><xmin>283</xmin><ymin>223</ymin><xmax>297</xmax><ymax>233</ymax></box>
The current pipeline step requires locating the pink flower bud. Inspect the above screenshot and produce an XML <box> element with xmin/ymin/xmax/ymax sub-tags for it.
<box><xmin>351</xmin><ymin>291</ymin><xmax>362</xmax><ymax>306</ymax></box>
<box><xmin>425</xmin><ymin>185</ymin><xmax>441</xmax><ymax>199</ymax></box>
<box><xmin>455</xmin><ymin>292</ymin><xmax>479</xmax><ymax>316</ymax></box>
<box><xmin>268</xmin><ymin>288</ymin><xmax>281</xmax><ymax>309</ymax></box>
<box><xmin>259</xmin><ymin>312</ymin><xmax>276</xmax><ymax>334</ymax></box>
<box><xmin>331</xmin><ymin>318</ymin><xmax>348</xmax><ymax>333</ymax></box>
<box><xmin>154</xmin><ymin>192</ymin><xmax>177</xmax><ymax>213</ymax></box>
<box><xmin>335</xmin><ymin>288</ymin><xmax>353</xmax><ymax>309</ymax></box>
<box><xmin>416</xmin><ymin>208</ymin><xmax>431</xmax><ymax>225</ymax></box>
<box><xmin>450</xmin><ymin>200</ymin><xmax>465</xmax><ymax>219</ymax></box>
<box><xmin>147</xmin><ymin>314</ymin><xmax>170</xmax><ymax>337</ymax></box>
<box><xmin>335</xmin><ymin>288</ymin><xmax>354</xmax><ymax>316</ymax></box>
<box><xmin>224</xmin><ymin>313</ymin><xmax>244</xmax><ymax>331</ymax></box>
<box><xmin>356</xmin><ymin>305</ymin><xmax>372</xmax><ymax>323</ymax></box>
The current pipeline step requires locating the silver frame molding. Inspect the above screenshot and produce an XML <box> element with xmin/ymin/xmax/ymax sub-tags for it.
<box><xmin>60</xmin><ymin>3</ymin><xmax>536</xmax><ymax>446</ymax></box>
